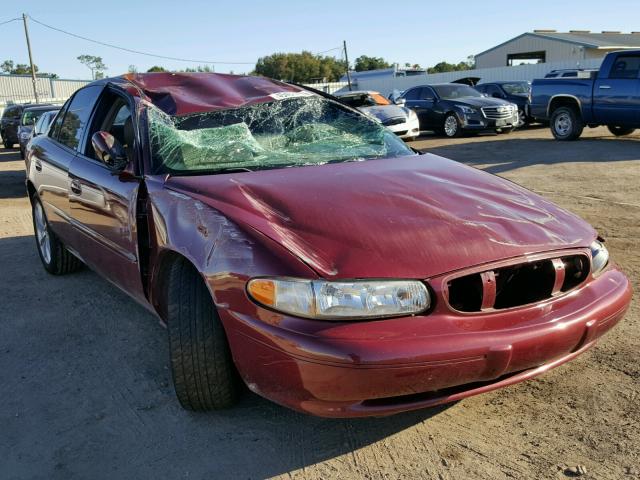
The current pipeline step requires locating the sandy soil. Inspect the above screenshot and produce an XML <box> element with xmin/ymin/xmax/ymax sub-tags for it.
<box><xmin>0</xmin><ymin>126</ymin><xmax>638</xmax><ymax>479</ymax></box>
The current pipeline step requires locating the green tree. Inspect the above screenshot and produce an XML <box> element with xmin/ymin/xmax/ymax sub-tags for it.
<box><xmin>183</xmin><ymin>65</ymin><xmax>215</xmax><ymax>73</ymax></box>
<box><xmin>128</xmin><ymin>64</ymin><xmax>138</xmax><ymax>73</ymax></box>
<box><xmin>254</xmin><ymin>51</ymin><xmax>347</xmax><ymax>83</ymax></box>
<box><xmin>354</xmin><ymin>55</ymin><xmax>391</xmax><ymax>72</ymax></box>
<box><xmin>1</xmin><ymin>59</ymin><xmax>57</xmax><ymax>77</ymax></box>
<box><xmin>77</xmin><ymin>55</ymin><xmax>107</xmax><ymax>80</ymax></box>
<box><xmin>146</xmin><ymin>65</ymin><xmax>167</xmax><ymax>72</ymax></box>
<box><xmin>427</xmin><ymin>60</ymin><xmax>474</xmax><ymax>74</ymax></box>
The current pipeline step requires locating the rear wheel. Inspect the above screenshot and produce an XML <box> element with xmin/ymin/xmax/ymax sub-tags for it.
<box><xmin>3</xmin><ymin>139</ymin><xmax>12</xmax><ymax>149</ymax></box>
<box><xmin>167</xmin><ymin>257</ymin><xmax>240</xmax><ymax>411</ymax></box>
<box><xmin>550</xmin><ymin>106</ymin><xmax>584</xmax><ymax>141</ymax></box>
<box><xmin>607</xmin><ymin>125</ymin><xmax>635</xmax><ymax>137</ymax></box>
<box><xmin>32</xmin><ymin>198</ymin><xmax>83</xmax><ymax>275</ymax></box>
<box><xmin>443</xmin><ymin>113</ymin><xmax>462</xmax><ymax>138</ymax></box>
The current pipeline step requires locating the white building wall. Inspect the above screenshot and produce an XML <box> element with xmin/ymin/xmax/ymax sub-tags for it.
<box><xmin>338</xmin><ymin>58</ymin><xmax>604</xmax><ymax>98</ymax></box>
<box><xmin>475</xmin><ymin>35</ymin><xmax>598</xmax><ymax>69</ymax></box>
<box><xmin>0</xmin><ymin>75</ymin><xmax>91</xmax><ymax>108</ymax></box>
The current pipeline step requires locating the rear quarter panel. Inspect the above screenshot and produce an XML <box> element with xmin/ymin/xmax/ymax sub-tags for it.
<box><xmin>530</xmin><ymin>79</ymin><xmax>595</xmax><ymax>121</ymax></box>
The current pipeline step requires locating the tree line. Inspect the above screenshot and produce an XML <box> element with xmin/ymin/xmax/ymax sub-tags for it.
<box><xmin>1</xmin><ymin>53</ymin><xmax>476</xmax><ymax>83</ymax></box>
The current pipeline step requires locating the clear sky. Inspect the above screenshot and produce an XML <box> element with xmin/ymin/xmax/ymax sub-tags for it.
<box><xmin>1</xmin><ymin>0</ymin><xmax>639</xmax><ymax>80</ymax></box>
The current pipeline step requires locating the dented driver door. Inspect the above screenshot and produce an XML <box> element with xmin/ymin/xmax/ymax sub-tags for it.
<box><xmin>66</xmin><ymin>90</ymin><xmax>147</xmax><ymax>304</ymax></box>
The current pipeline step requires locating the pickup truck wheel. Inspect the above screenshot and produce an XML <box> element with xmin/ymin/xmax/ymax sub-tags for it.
<box><xmin>607</xmin><ymin>126</ymin><xmax>635</xmax><ymax>137</ymax></box>
<box><xmin>167</xmin><ymin>258</ymin><xmax>239</xmax><ymax>411</ymax></box>
<box><xmin>443</xmin><ymin>114</ymin><xmax>462</xmax><ymax>138</ymax></box>
<box><xmin>32</xmin><ymin>199</ymin><xmax>83</xmax><ymax>275</ymax></box>
<box><xmin>550</xmin><ymin>106</ymin><xmax>584</xmax><ymax>141</ymax></box>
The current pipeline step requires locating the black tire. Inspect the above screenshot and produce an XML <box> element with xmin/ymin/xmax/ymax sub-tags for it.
<box><xmin>32</xmin><ymin>198</ymin><xmax>83</xmax><ymax>275</ymax></box>
<box><xmin>443</xmin><ymin>113</ymin><xmax>462</xmax><ymax>138</ymax></box>
<box><xmin>3</xmin><ymin>139</ymin><xmax>12</xmax><ymax>149</ymax></box>
<box><xmin>497</xmin><ymin>127</ymin><xmax>514</xmax><ymax>134</ymax></box>
<box><xmin>20</xmin><ymin>147</ymin><xmax>25</xmax><ymax>159</ymax></box>
<box><xmin>550</xmin><ymin>106</ymin><xmax>584</xmax><ymax>141</ymax></box>
<box><xmin>167</xmin><ymin>257</ymin><xmax>239</xmax><ymax>411</ymax></box>
<box><xmin>607</xmin><ymin>125</ymin><xmax>635</xmax><ymax>137</ymax></box>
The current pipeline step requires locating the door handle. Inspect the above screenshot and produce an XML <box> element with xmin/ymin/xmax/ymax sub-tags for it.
<box><xmin>70</xmin><ymin>179</ymin><xmax>82</xmax><ymax>195</ymax></box>
<box><xmin>599</xmin><ymin>85</ymin><xmax>611</xmax><ymax>89</ymax></box>
<box><xmin>34</xmin><ymin>160</ymin><xmax>42</xmax><ymax>172</ymax></box>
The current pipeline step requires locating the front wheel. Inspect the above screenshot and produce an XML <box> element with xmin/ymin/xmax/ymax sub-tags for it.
<box><xmin>167</xmin><ymin>258</ymin><xmax>240</xmax><ymax>411</ymax></box>
<box><xmin>443</xmin><ymin>113</ymin><xmax>462</xmax><ymax>138</ymax></box>
<box><xmin>607</xmin><ymin>125</ymin><xmax>635</xmax><ymax>137</ymax></box>
<box><xmin>32</xmin><ymin>198</ymin><xmax>83</xmax><ymax>275</ymax></box>
<box><xmin>550</xmin><ymin>106</ymin><xmax>584</xmax><ymax>141</ymax></box>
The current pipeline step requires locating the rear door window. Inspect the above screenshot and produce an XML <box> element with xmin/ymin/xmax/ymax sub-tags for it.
<box><xmin>403</xmin><ymin>88</ymin><xmax>422</xmax><ymax>101</ymax></box>
<box><xmin>56</xmin><ymin>85</ymin><xmax>102</xmax><ymax>150</ymax></box>
<box><xmin>609</xmin><ymin>55</ymin><xmax>640</xmax><ymax>79</ymax></box>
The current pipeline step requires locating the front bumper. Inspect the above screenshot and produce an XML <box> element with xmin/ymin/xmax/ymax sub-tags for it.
<box><xmin>460</xmin><ymin>112</ymin><xmax>519</xmax><ymax>131</ymax></box>
<box><xmin>386</xmin><ymin>117</ymin><xmax>420</xmax><ymax>139</ymax></box>
<box><xmin>222</xmin><ymin>266</ymin><xmax>631</xmax><ymax>417</ymax></box>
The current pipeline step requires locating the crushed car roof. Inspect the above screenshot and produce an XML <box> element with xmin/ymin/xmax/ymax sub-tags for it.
<box><xmin>118</xmin><ymin>72</ymin><xmax>312</xmax><ymax>116</ymax></box>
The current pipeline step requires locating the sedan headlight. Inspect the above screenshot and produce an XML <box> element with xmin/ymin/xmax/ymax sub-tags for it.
<box><xmin>20</xmin><ymin>131</ymin><xmax>30</xmax><ymax>139</ymax></box>
<box><xmin>247</xmin><ymin>277</ymin><xmax>430</xmax><ymax>320</ymax></box>
<box><xmin>590</xmin><ymin>240</ymin><xmax>609</xmax><ymax>275</ymax></box>
<box><xmin>458</xmin><ymin>105</ymin><xmax>476</xmax><ymax>115</ymax></box>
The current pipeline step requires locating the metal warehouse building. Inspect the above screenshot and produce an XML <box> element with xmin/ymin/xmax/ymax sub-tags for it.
<box><xmin>476</xmin><ymin>30</ymin><xmax>640</xmax><ymax>69</ymax></box>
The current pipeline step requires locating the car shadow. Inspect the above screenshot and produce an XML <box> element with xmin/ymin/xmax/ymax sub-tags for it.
<box><xmin>420</xmin><ymin>135</ymin><xmax>640</xmax><ymax>175</ymax></box>
<box><xmin>0</xmin><ymin>234</ymin><xmax>451</xmax><ymax>479</ymax></box>
<box><xmin>0</xmin><ymin>169</ymin><xmax>27</xmax><ymax>199</ymax></box>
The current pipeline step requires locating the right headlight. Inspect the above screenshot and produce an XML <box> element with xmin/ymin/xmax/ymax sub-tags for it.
<box><xmin>590</xmin><ymin>240</ymin><xmax>609</xmax><ymax>275</ymax></box>
<box><xmin>458</xmin><ymin>105</ymin><xmax>476</xmax><ymax>115</ymax></box>
<box><xmin>247</xmin><ymin>277</ymin><xmax>430</xmax><ymax>320</ymax></box>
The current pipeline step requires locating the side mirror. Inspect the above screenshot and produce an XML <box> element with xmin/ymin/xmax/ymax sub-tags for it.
<box><xmin>394</xmin><ymin>97</ymin><xmax>406</xmax><ymax>106</ymax></box>
<box><xmin>91</xmin><ymin>131</ymin><xmax>128</xmax><ymax>171</ymax></box>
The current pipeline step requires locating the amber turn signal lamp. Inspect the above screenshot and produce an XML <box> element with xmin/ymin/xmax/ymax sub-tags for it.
<box><xmin>247</xmin><ymin>279</ymin><xmax>276</xmax><ymax>306</ymax></box>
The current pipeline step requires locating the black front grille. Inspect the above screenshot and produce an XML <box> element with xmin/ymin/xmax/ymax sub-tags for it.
<box><xmin>447</xmin><ymin>254</ymin><xmax>590</xmax><ymax>312</ymax></box>
<box><xmin>382</xmin><ymin>117</ymin><xmax>405</xmax><ymax>126</ymax></box>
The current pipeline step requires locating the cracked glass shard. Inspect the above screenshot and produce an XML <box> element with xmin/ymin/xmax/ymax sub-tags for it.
<box><xmin>147</xmin><ymin>95</ymin><xmax>414</xmax><ymax>174</ymax></box>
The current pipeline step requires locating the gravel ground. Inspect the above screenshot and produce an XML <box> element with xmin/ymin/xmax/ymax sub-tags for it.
<box><xmin>0</xmin><ymin>126</ymin><xmax>638</xmax><ymax>479</ymax></box>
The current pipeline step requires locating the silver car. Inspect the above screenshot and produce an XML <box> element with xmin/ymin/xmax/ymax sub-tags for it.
<box><xmin>335</xmin><ymin>90</ymin><xmax>420</xmax><ymax>141</ymax></box>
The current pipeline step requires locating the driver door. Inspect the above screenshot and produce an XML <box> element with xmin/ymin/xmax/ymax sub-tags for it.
<box><xmin>67</xmin><ymin>88</ymin><xmax>146</xmax><ymax>303</ymax></box>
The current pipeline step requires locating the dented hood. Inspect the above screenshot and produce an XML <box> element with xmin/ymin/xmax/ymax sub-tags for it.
<box><xmin>166</xmin><ymin>154</ymin><xmax>595</xmax><ymax>279</ymax></box>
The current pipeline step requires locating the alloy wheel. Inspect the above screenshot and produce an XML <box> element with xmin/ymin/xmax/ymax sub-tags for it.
<box><xmin>34</xmin><ymin>202</ymin><xmax>51</xmax><ymax>264</ymax></box>
<box><xmin>554</xmin><ymin>113</ymin><xmax>572</xmax><ymax>137</ymax></box>
<box><xmin>444</xmin><ymin>116</ymin><xmax>458</xmax><ymax>137</ymax></box>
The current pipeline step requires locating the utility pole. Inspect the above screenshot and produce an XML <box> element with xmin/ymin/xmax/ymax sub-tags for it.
<box><xmin>22</xmin><ymin>13</ymin><xmax>39</xmax><ymax>103</ymax></box>
<box><xmin>343</xmin><ymin>40</ymin><xmax>352</xmax><ymax>91</ymax></box>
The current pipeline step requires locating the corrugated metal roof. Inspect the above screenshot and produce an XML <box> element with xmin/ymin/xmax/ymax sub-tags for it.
<box><xmin>477</xmin><ymin>32</ymin><xmax>640</xmax><ymax>58</ymax></box>
<box><xmin>536</xmin><ymin>32</ymin><xmax>640</xmax><ymax>48</ymax></box>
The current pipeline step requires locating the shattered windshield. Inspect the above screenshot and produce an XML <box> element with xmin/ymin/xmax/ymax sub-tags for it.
<box><xmin>148</xmin><ymin>95</ymin><xmax>413</xmax><ymax>174</ymax></box>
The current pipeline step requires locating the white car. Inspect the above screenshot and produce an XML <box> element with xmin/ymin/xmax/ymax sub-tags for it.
<box><xmin>335</xmin><ymin>90</ymin><xmax>420</xmax><ymax>141</ymax></box>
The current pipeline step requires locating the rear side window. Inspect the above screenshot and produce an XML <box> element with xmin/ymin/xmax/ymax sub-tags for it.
<box><xmin>49</xmin><ymin>101</ymin><xmax>70</xmax><ymax>140</ymax></box>
<box><xmin>56</xmin><ymin>85</ymin><xmax>102</xmax><ymax>150</ymax></box>
<box><xmin>610</xmin><ymin>55</ymin><xmax>640</xmax><ymax>79</ymax></box>
<box><xmin>3</xmin><ymin>106</ymin><xmax>21</xmax><ymax>119</ymax></box>
<box><xmin>403</xmin><ymin>88</ymin><xmax>422</xmax><ymax>100</ymax></box>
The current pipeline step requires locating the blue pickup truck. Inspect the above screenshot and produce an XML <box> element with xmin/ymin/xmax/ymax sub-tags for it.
<box><xmin>530</xmin><ymin>50</ymin><xmax>640</xmax><ymax>140</ymax></box>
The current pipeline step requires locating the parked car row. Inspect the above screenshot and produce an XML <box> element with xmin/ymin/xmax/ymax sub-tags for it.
<box><xmin>0</xmin><ymin>102</ymin><xmax>61</xmax><ymax>156</ymax></box>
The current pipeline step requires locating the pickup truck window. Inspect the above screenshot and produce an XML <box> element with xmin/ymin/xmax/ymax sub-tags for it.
<box><xmin>57</xmin><ymin>85</ymin><xmax>102</xmax><ymax>150</ymax></box>
<box><xmin>610</xmin><ymin>55</ymin><xmax>640</xmax><ymax>79</ymax></box>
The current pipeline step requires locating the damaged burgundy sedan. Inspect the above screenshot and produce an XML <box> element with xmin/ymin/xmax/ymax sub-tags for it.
<box><xmin>25</xmin><ymin>73</ymin><xmax>631</xmax><ymax>417</ymax></box>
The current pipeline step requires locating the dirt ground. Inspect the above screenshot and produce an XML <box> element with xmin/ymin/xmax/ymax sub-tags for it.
<box><xmin>0</xmin><ymin>126</ymin><xmax>638</xmax><ymax>480</ymax></box>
